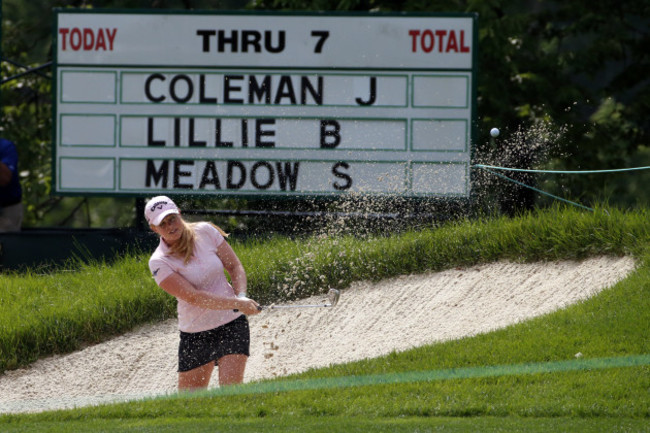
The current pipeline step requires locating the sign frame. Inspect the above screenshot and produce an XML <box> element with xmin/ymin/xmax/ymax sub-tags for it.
<box><xmin>51</xmin><ymin>9</ymin><xmax>479</xmax><ymax>200</ymax></box>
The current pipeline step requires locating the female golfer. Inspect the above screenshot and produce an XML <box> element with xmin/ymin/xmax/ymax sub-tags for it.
<box><xmin>145</xmin><ymin>196</ymin><xmax>261</xmax><ymax>391</ymax></box>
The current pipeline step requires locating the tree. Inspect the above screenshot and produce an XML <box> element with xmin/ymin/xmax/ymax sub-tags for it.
<box><xmin>2</xmin><ymin>0</ymin><xmax>648</xmax><ymax>228</ymax></box>
<box><xmin>1</xmin><ymin>0</ymin><xmax>249</xmax><ymax>228</ymax></box>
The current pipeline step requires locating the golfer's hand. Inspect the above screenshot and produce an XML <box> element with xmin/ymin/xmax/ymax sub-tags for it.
<box><xmin>234</xmin><ymin>297</ymin><xmax>262</xmax><ymax>315</ymax></box>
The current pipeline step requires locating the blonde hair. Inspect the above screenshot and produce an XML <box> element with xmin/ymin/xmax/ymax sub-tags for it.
<box><xmin>168</xmin><ymin>220</ymin><xmax>229</xmax><ymax>264</ymax></box>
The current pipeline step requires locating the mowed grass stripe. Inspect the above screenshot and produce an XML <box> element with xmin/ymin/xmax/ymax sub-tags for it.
<box><xmin>143</xmin><ymin>354</ymin><xmax>649</xmax><ymax>399</ymax></box>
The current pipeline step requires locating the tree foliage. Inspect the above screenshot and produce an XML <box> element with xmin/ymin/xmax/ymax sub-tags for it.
<box><xmin>253</xmin><ymin>0</ymin><xmax>650</xmax><ymax>209</ymax></box>
<box><xmin>1</xmin><ymin>0</ymin><xmax>648</xmax><ymax>228</ymax></box>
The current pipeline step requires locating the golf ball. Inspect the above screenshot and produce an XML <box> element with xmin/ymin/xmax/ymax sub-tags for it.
<box><xmin>490</xmin><ymin>128</ymin><xmax>500</xmax><ymax>137</ymax></box>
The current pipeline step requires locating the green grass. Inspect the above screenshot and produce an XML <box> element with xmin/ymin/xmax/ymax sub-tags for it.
<box><xmin>1</xmin><ymin>416</ymin><xmax>648</xmax><ymax>433</ymax></box>
<box><xmin>0</xmin><ymin>256</ymin><xmax>177</xmax><ymax>371</ymax></box>
<box><xmin>1</xmin><ymin>205</ymin><xmax>649</xmax><ymax>432</ymax></box>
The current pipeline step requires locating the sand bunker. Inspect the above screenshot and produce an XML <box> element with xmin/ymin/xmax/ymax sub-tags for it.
<box><xmin>0</xmin><ymin>255</ymin><xmax>635</xmax><ymax>413</ymax></box>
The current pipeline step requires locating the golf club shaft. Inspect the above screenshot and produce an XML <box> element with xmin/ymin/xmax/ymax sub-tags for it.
<box><xmin>266</xmin><ymin>303</ymin><xmax>333</xmax><ymax>309</ymax></box>
<box><xmin>234</xmin><ymin>303</ymin><xmax>332</xmax><ymax>312</ymax></box>
<box><xmin>234</xmin><ymin>288</ymin><xmax>339</xmax><ymax>312</ymax></box>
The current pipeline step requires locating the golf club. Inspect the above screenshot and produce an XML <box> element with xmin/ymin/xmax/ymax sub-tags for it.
<box><xmin>235</xmin><ymin>288</ymin><xmax>340</xmax><ymax>312</ymax></box>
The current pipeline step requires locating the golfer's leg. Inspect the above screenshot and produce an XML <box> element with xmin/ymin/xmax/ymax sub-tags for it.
<box><xmin>178</xmin><ymin>362</ymin><xmax>215</xmax><ymax>391</ymax></box>
<box><xmin>217</xmin><ymin>354</ymin><xmax>247</xmax><ymax>386</ymax></box>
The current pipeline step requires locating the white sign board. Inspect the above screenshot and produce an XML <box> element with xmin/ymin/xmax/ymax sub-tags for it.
<box><xmin>53</xmin><ymin>11</ymin><xmax>477</xmax><ymax>197</ymax></box>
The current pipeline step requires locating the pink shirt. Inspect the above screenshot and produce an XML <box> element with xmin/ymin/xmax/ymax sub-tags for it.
<box><xmin>148</xmin><ymin>222</ymin><xmax>241</xmax><ymax>333</ymax></box>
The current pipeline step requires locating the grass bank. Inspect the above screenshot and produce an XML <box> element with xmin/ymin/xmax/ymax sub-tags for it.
<box><xmin>1</xmin><ymin>206</ymin><xmax>646</xmax><ymax>373</ymax></box>
<box><xmin>0</xmin><ymin>206</ymin><xmax>648</xmax><ymax>432</ymax></box>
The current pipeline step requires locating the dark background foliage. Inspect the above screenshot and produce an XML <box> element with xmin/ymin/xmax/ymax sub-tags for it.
<box><xmin>1</xmin><ymin>0</ymin><xmax>648</xmax><ymax>230</ymax></box>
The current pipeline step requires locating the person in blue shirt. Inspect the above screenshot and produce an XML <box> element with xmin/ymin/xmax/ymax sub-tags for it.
<box><xmin>0</xmin><ymin>138</ymin><xmax>23</xmax><ymax>232</ymax></box>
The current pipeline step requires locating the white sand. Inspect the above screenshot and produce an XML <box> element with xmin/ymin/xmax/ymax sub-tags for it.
<box><xmin>0</xmin><ymin>255</ymin><xmax>635</xmax><ymax>414</ymax></box>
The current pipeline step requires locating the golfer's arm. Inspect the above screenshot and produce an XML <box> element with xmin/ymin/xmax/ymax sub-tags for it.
<box><xmin>216</xmin><ymin>241</ymin><xmax>248</xmax><ymax>297</ymax></box>
<box><xmin>159</xmin><ymin>273</ymin><xmax>246</xmax><ymax>310</ymax></box>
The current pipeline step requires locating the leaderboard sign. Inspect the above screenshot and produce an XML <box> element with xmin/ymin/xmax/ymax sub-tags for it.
<box><xmin>53</xmin><ymin>11</ymin><xmax>477</xmax><ymax>197</ymax></box>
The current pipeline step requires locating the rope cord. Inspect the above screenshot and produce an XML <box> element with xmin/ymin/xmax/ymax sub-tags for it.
<box><xmin>473</xmin><ymin>163</ymin><xmax>650</xmax><ymax>174</ymax></box>
<box><xmin>476</xmin><ymin>167</ymin><xmax>595</xmax><ymax>212</ymax></box>
<box><xmin>471</xmin><ymin>163</ymin><xmax>650</xmax><ymax>212</ymax></box>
